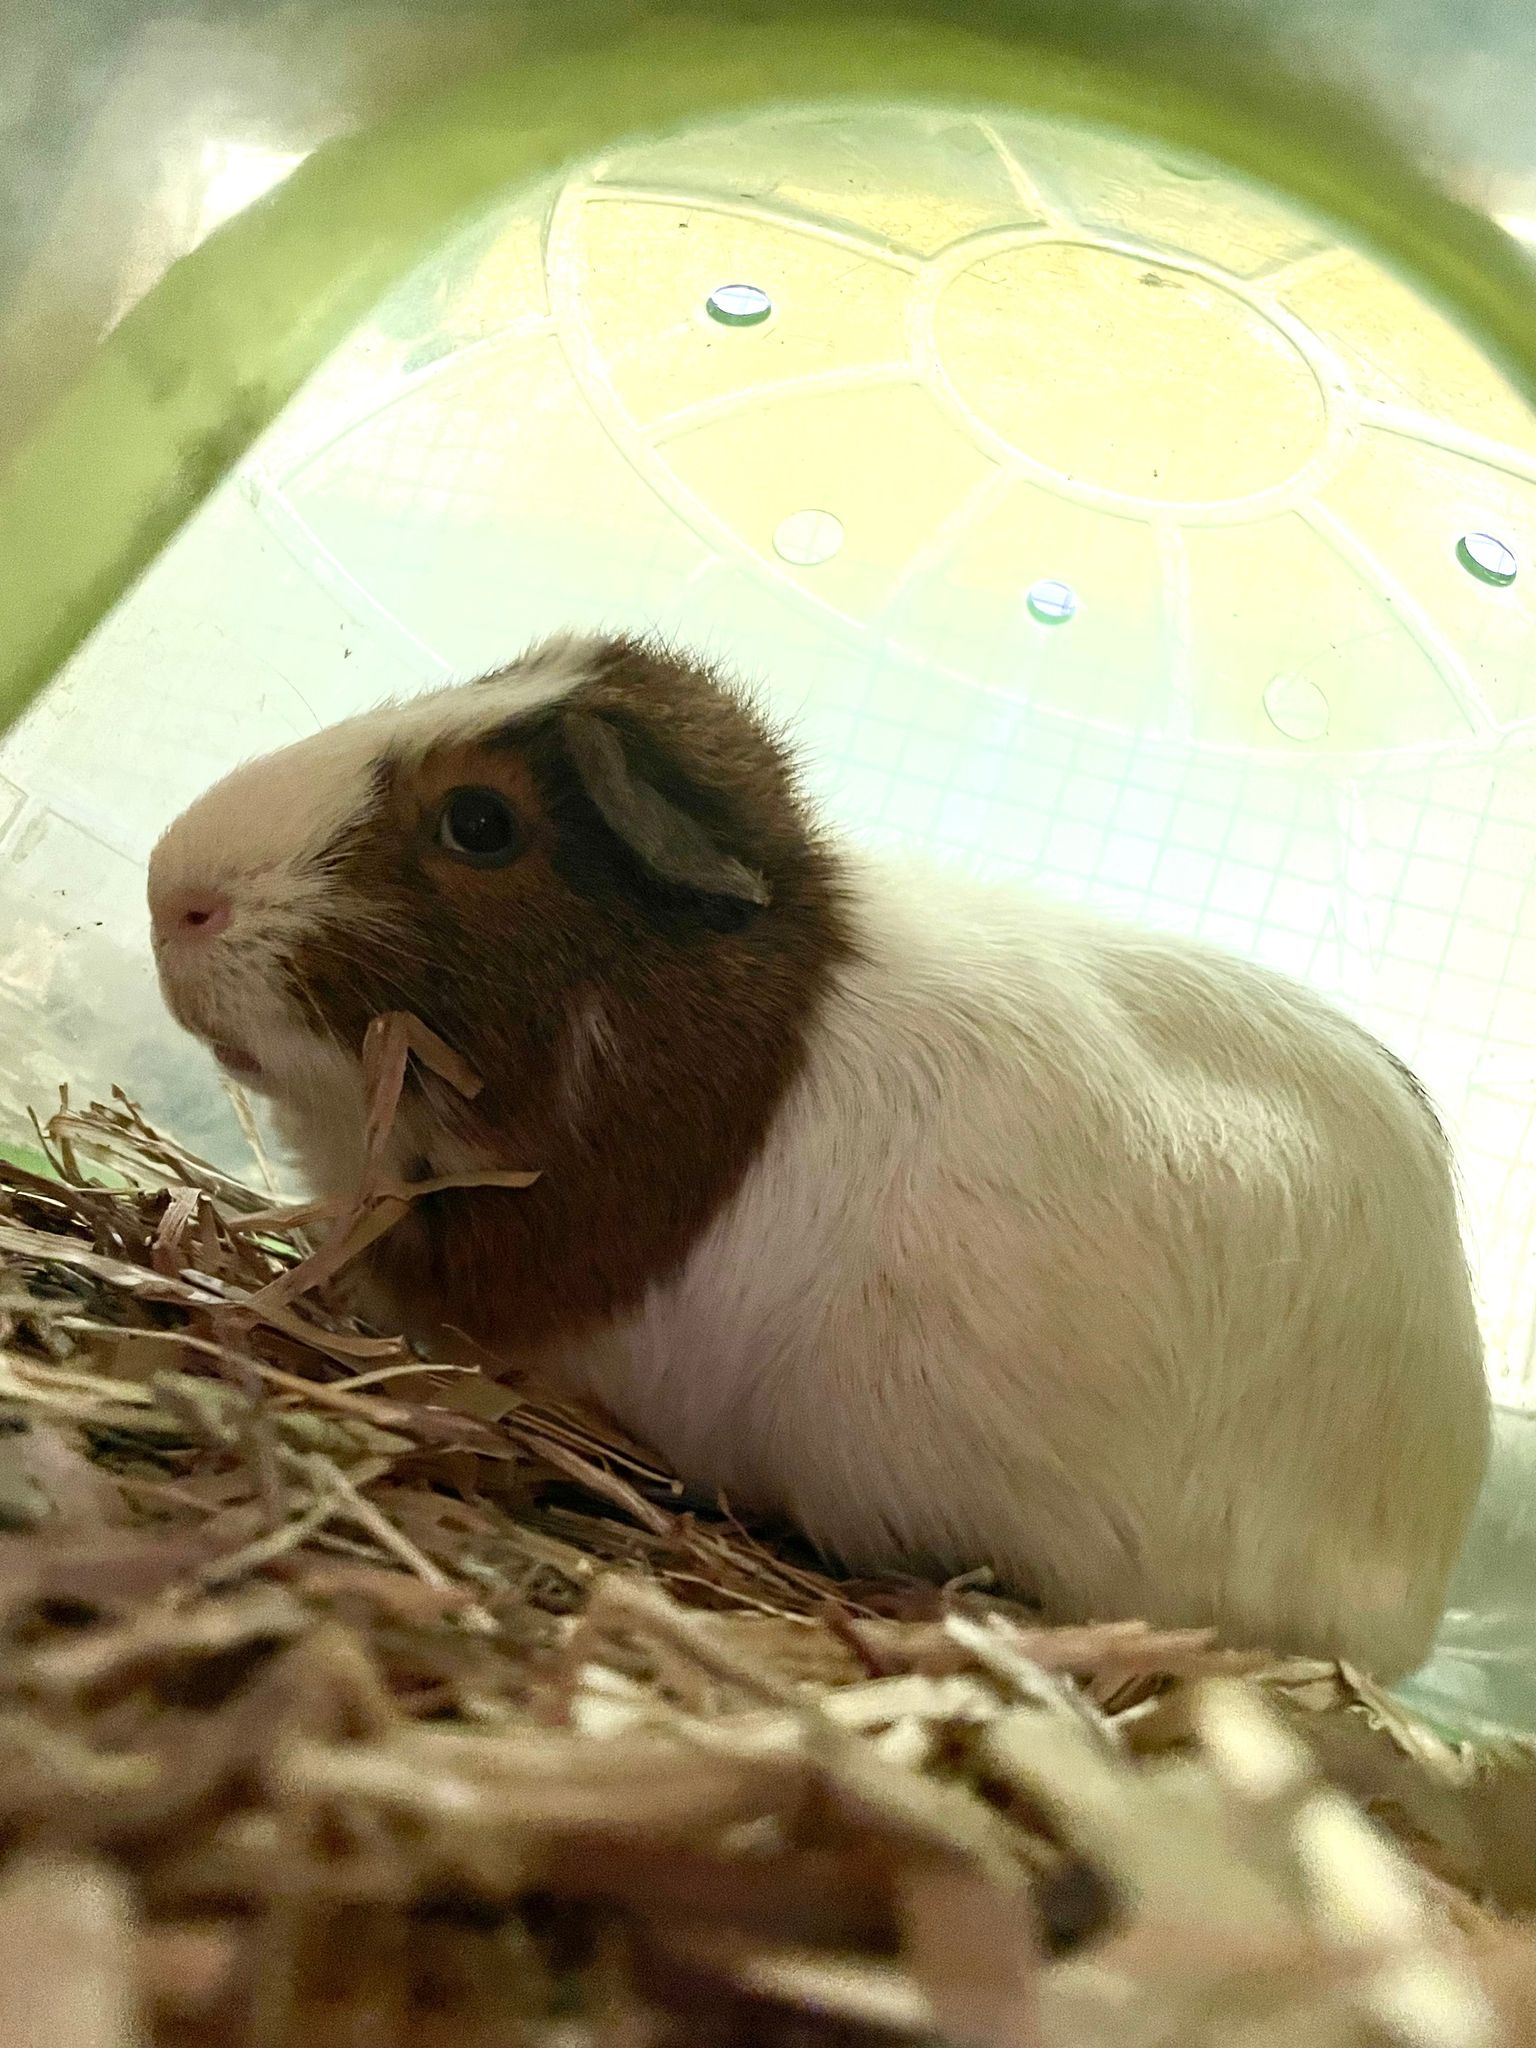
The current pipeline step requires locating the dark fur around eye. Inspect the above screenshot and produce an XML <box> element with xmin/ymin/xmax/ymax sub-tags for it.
<box><xmin>434</xmin><ymin>786</ymin><xmax>524</xmax><ymax>867</ymax></box>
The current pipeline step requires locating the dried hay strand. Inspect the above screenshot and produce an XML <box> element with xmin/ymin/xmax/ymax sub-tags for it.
<box><xmin>0</xmin><ymin>1044</ymin><xmax>1534</xmax><ymax>2046</ymax></box>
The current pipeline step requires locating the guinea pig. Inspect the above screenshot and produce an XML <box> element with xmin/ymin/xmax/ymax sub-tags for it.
<box><xmin>147</xmin><ymin>631</ymin><xmax>1490</xmax><ymax>1678</ymax></box>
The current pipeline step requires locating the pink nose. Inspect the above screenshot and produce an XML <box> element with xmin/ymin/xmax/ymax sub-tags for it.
<box><xmin>151</xmin><ymin>885</ymin><xmax>232</xmax><ymax>945</ymax></box>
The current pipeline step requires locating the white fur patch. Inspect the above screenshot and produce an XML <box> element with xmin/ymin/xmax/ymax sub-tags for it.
<box><xmin>148</xmin><ymin>632</ymin><xmax>600</xmax><ymax>899</ymax></box>
<box><xmin>541</xmin><ymin>851</ymin><xmax>1489</xmax><ymax>1681</ymax></box>
<box><xmin>387</xmin><ymin>631</ymin><xmax>609</xmax><ymax>762</ymax></box>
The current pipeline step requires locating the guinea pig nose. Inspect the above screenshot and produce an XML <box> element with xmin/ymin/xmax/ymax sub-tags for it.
<box><xmin>152</xmin><ymin>885</ymin><xmax>232</xmax><ymax>944</ymax></box>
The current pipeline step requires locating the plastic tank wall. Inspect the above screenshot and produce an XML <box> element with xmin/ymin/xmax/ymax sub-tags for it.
<box><xmin>3</xmin><ymin>1</ymin><xmax>1536</xmax><ymax>1734</ymax></box>
<box><xmin>8</xmin><ymin>101</ymin><xmax>1536</xmax><ymax>1400</ymax></box>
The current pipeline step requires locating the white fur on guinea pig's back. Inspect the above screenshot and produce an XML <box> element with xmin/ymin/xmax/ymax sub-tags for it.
<box><xmin>557</xmin><ymin>851</ymin><xmax>1488</xmax><ymax>1680</ymax></box>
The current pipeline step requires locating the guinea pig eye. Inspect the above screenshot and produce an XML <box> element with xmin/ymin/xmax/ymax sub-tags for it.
<box><xmin>434</xmin><ymin>786</ymin><xmax>523</xmax><ymax>867</ymax></box>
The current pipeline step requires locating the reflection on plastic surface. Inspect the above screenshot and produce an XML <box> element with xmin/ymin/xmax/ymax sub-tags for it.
<box><xmin>1402</xmin><ymin>1409</ymin><xmax>1536</xmax><ymax>1742</ymax></box>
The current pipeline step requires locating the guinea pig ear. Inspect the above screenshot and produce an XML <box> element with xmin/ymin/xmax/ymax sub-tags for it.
<box><xmin>560</xmin><ymin>710</ymin><xmax>771</xmax><ymax>908</ymax></box>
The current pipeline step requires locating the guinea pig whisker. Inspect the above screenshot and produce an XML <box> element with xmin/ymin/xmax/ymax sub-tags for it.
<box><xmin>312</xmin><ymin>913</ymin><xmax>433</xmax><ymax>984</ymax></box>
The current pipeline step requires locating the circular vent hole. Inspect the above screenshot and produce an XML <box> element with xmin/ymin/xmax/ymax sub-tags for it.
<box><xmin>1263</xmin><ymin>672</ymin><xmax>1330</xmax><ymax>742</ymax></box>
<box><xmin>1027</xmin><ymin>578</ymin><xmax>1079</xmax><ymax>625</ymax></box>
<box><xmin>1457</xmin><ymin>532</ymin><xmax>1518</xmax><ymax>587</ymax></box>
<box><xmin>774</xmin><ymin>510</ymin><xmax>844</xmax><ymax>566</ymax></box>
<box><xmin>706</xmin><ymin>283</ymin><xmax>773</xmax><ymax>328</ymax></box>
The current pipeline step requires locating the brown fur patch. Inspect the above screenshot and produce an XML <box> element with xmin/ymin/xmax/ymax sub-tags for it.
<box><xmin>288</xmin><ymin>638</ymin><xmax>853</xmax><ymax>1354</ymax></box>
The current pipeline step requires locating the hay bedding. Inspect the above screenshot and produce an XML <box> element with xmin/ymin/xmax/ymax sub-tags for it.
<box><xmin>1</xmin><ymin>1035</ymin><xmax>1535</xmax><ymax>2045</ymax></box>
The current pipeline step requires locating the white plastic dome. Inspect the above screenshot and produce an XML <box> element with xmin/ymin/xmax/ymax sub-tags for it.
<box><xmin>3</xmin><ymin>97</ymin><xmax>1535</xmax><ymax>1732</ymax></box>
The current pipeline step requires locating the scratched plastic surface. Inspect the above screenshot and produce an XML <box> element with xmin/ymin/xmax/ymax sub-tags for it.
<box><xmin>1</xmin><ymin>98</ymin><xmax>1534</xmax><ymax>1728</ymax></box>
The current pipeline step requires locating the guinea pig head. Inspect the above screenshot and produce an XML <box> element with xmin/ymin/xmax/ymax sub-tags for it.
<box><xmin>147</xmin><ymin>633</ymin><xmax>850</xmax><ymax>1348</ymax></box>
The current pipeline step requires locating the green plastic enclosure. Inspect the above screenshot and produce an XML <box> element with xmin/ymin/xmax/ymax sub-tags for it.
<box><xmin>3</xmin><ymin>0</ymin><xmax>1536</xmax><ymax>1739</ymax></box>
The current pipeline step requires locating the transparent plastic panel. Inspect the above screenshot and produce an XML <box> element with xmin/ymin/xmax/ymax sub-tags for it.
<box><xmin>3</xmin><ymin>99</ymin><xmax>1534</xmax><ymax>1726</ymax></box>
